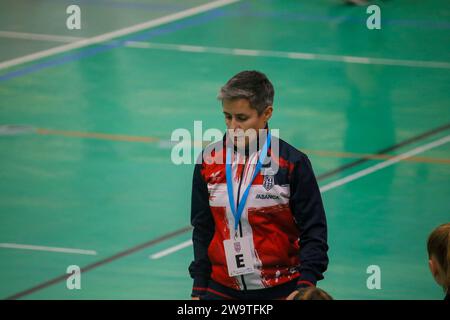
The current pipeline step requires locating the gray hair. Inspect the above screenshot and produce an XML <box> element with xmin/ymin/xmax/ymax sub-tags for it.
<box><xmin>217</xmin><ymin>70</ymin><xmax>274</xmax><ymax>115</ymax></box>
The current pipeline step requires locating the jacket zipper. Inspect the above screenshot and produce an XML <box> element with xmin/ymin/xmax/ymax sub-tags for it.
<box><xmin>235</xmin><ymin>153</ymin><xmax>248</xmax><ymax>291</ymax></box>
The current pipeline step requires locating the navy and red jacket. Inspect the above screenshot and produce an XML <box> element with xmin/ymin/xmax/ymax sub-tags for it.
<box><xmin>189</xmin><ymin>132</ymin><xmax>328</xmax><ymax>298</ymax></box>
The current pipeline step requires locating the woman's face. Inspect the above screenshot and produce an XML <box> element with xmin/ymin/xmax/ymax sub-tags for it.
<box><xmin>222</xmin><ymin>98</ymin><xmax>272</xmax><ymax>148</ymax></box>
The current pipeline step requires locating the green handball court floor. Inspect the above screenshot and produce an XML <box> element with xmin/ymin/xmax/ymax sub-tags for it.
<box><xmin>0</xmin><ymin>0</ymin><xmax>449</xmax><ymax>299</ymax></box>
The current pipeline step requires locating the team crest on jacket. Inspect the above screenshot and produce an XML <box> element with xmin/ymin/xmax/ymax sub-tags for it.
<box><xmin>263</xmin><ymin>175</ymin><xmax>274</xmax><ymax>191</ymax></box>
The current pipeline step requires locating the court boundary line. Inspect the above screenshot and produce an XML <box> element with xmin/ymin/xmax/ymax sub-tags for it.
<box><xmin>2</xmin><ymin>31</ymin><xmax>449</xmax><ymax>70</ymax></box>
<box><xmin>4</xmin><ymin>122</ymin><xmax>450</xmax><ymax>299</ymax></box>
<box><xmin>0</xmin><ymin>243</ymin><xmax>97</xmax><ymax>255</ymax></box>
<box><xmin>319</xmin><ymin>135</ymin><xmax>450</xmax><ymax>192</ymax></box>
<box><xmin>150</xmin><ymin>240</ymin><xmax>193</xmax><ymax>260</ymax></box>
<box><xmin>32</xmin><ymin>126</ymin><xmax>450</xmax><ymax>165</ymax></box>
<box><xmin>4</xmin><ymin>226</ymin><xmax>192</xmax><ymax>300</ymax></box>
<box><xmin>0</xmin><ymin>31</ymin><xmax>84</xmax><ymax>43</ymax></box>
<box><xmin>123</xmin><ymin>41</ymin><xmax>450</xmax><ymax>69</ymax></box>
<box><xmin>0</xmin><ymin>9</ymin><xmax>231</xmax><ymax>83</ymax></box>
<box><xmin>317</xmin><ymin>122</ymin><xmax>450</xmax><ymax>180</ymax></box>
<box><xmin>0</xmin><ymin>0</ymin><xmax>240</xmax><ymax>71</ymax></box>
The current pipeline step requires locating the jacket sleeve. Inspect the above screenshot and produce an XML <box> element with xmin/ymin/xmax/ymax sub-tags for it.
<box><xmin>289</xmin><ymin>154</ymin><xmax>329</xmax><ymax>289</ymax></box>
<box><xmin>188</xmin><ymin>162</ymin><xmax>215</xmax><ymax>297</ymax></box>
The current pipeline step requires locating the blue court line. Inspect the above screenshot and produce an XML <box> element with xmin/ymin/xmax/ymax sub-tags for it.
<box><xmin>0</xmin><ymin>8</ymin><xmax>227</xmax><ymax>83</ymax></box>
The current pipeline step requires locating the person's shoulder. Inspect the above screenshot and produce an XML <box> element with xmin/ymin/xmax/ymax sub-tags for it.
<box><xmin>275</xmin><ymin>136</ymin><xmax>309</xmax><ymax>165</ymax></box>
<box><xmin>195</xmin><ymin>139</ymin><xmax>225</xmax><ymax>166</ymax></box>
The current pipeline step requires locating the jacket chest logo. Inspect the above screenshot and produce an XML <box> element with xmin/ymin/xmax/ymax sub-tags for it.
<box><xmin>263</xmin><ymin>175</ymin><xmax>274</xmax><ymax>191</ymax></box>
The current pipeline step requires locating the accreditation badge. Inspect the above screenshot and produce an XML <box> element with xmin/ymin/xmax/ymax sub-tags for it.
<box><xmin>223</xmin><ymin>236</ymin><xmax>255</xmax><ymax>277</ymax></box>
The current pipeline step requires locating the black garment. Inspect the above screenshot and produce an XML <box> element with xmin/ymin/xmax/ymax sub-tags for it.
<box><xmin>201</xmin><ymin>278</ymin><xmax>299</xmax><ymax>300</ymax></box>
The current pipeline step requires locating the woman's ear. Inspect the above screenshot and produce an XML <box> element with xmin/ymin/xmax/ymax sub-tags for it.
<box><xmin>429</xmin><ymin>257</ymin><xmax>445</xmax><ymax>286</ymax></box>
<box><xmin>429</xmin><ymin>259</ymin><xmax>437</xmax><ymax>277</ymax></box>
<box><xmin>264</xmin><ymin>106</ymin><xmax>273</xmax><ymax>122</ymax></box>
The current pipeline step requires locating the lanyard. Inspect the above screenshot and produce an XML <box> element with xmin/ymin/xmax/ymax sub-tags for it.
<box><xmin>226</xmin><ymin>132</ymin><xmax>271</xmax><ymax>236</ymax></box>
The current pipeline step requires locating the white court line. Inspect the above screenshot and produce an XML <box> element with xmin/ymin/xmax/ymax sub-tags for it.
<box><xmin>150</xmin><ymin>134</ymin><xmax>450</xmax><ymax>259</ymax></box>
<box><xmin>0</xmin><ymin>243</ymin><xmax>98</xmax><ymax>255</ymax></box>
<box><xmin>150</xmin><ymin>240</ymin><xmax>193</xmax><ymax>259</ymax></box>
<box><xmin>319</xmin><ymin>135</ymin><xmax>450</xmax><ymax>193</ymax></box>
<box><xmin>124</xmin><ymin>41</ymin><xmax>450</xmax><ymax>69</ymax></box>
<box><xmin>0</xmin><ymin>31</ymin><xmax>85</xmax><ymax>43</ymax></box>
<box><xmin>4</xmin><ymin>32</ymin><xmax>449</xmax><ymax>70</ymax></box>
<box><xmin>0</xmin><ymin>0</ymin><xmax>240</xmax><ymax>71</ymax></box>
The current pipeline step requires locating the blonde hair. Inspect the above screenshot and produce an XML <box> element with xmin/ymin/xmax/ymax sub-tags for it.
<box><xmin>293</xmin><ymin>287</ymin><xmax>333</xmax><ymax>300</ymax></box>
<box><xmin>427</xmin><ymin>222</ymin><xmax>450</xmax><ymax>291</ymax></box>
